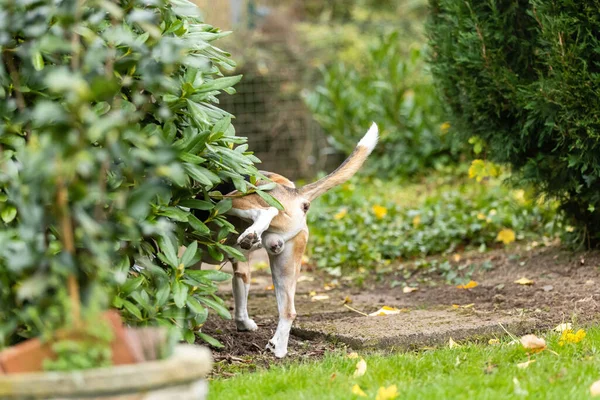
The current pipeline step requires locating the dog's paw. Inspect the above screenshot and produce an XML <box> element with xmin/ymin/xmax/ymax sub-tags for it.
<box><xmin>266</xmin><ymin>338</ymin><xmax>287</xmax><ymax>358</ymax></box>
<box><xmin>237</xmin><ymin>230</ymin><xmax>260</xmax><ymax>250</ymax></box>
<box><xmin>235</xmin><ymin>318</ymin><xmax>258</xmax><ymax>332</ymax></box>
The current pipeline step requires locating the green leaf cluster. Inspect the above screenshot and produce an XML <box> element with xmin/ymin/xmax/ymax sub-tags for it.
<box><xmin>427</xmin><ymin>0</ymin><xmax>600</xmax><ymax>245</ymax></box>
<box><xmin>0</xmin><ymin>0</ymin><xmax>258</xmax><ymax>350</ymax></box>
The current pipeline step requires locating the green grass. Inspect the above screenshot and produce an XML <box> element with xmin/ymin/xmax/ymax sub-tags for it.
<box><xmin>209</xmin><ymin>327</ymin><xmax>600</xmax><ymax>399</ymax></box>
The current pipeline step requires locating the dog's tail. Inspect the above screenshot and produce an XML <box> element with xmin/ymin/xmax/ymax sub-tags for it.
<box><xmin>299</xmin><ymin>123</ymin><xmax>378</xmax><ymax>202</ymax></box>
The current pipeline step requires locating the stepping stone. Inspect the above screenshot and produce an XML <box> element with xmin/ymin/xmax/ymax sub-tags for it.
<box><xmin>293</xmin><ymin>309</ymin><xmax>539</xmax><ymax>349</ymax></box>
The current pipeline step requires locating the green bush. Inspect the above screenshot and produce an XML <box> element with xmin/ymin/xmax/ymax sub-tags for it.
<box><xmin>0</xmin><ymin>0</ymin><xmax>261</xmax><ymax>349</ymax></box>
<box><xmin>427</xmin><ymin>0</ymin><xmax>600</xmax><ymax>245</ymax></box>
<box><xmin>305</xmin><ymin>33</ymin><xmax>461</xmax><ymax>177</ymax></box>
<box><xmin>307</xmin><ymin>174</ymin><xmax>558</xmax><ymax>277</ymax></box>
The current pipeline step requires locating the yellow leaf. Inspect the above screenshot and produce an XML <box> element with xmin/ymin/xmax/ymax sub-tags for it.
<box><xmin>488</xmin><ymin>338</ymin><xmax>500</xmax><ymax>345</ymax></box>
<box><xmin>517</xmin><ymin>359</ymin><xmax>536</xmax><ymax>369</ymax></box>
<box><xmin>376</xmin><ymin>385</ymin><xmax>398</xmax><ymax>400</ymax></box>
<box><xmin>452</xmin><ymin>253</ymin><xmax>461</xmax><ymax>262</ymax></box>
<box><xmin>347</xmin><ymin>352</ymin><xmax>359</xmax><ymax>359</ymax></box>
<box><xmin>440</xmin><ymin>122</ymin><xmax>451</xmax><ymax>134</ymax></box>
<box><xmin>334</xmin><ymin>208</ymin><xmax>348</xmax><ymax>220</ymax></box>
<box><xmin>412</xmin><ymin>215</ymin><xmax>421</xmax><ymax>228</ymax></box>
<box><xmin>352</xmin><ymin>384</ymin><xmax>367</xmax><ymax>397</ymax></box>
<box><xmin>369</xmin><ymin>306</ymin><xmax>401</xmax><ymax>317</ymax></box>
<box><xmin>254</xmin><ymin>261</ymin><xmax>269</xmax><ymax>271</ymax></box>
<box><xmin>520</xmin><ymin>334</ymin><xmax>546</xmax><ymax>352</ymax></box>
<box><xmin>353</xmin><ymin>358</ymin><xmax>367</xmax><ymax>377</ymax></box>
<box><xmin>496</xmin><ymin>228</ymin><xmax>516</xmax><ymax>245</ymax></box>
<box><xmin>265</xmin><ymin>284</ymin><xmax>274</xmax><ymax>291</ymax></box>
<box><xmin>456</xmin><ymin>280</ymin><xmax>478</xmax><ymax>289</ymax></box>
<box><xmin>514</xmin><ymin>277</ymin><xmax>534</xmax><ymax>285</ymax></box>
<box><xmin>311</xmin><ymin>294</ymin><xmax>330</xmax><ymax>302</ymax></box>
<box><xmin>449</xmin><ymin>337</ymin><xmax>460</xmax><ymax>348</ymax></box>
<box><xmin>468</xmin><ymin>159</ymin><xmax>486</xmax><ymax>181</ymax></box>
<box><xmin>403</xmin><ymin>287</ymin><xmax>418</xmax><ymax>293</ymax></box>
<box><xmin>451</xmin><ymin>304</ymin><xmax>460</xmax><ymax>309</ymax></box>
<box><xmin>590</xmin><ymin>380</ymin><xmax>600</xmax><ymax>397</ymax></box>
<box><xmin>372</xmin><ymin>205</ymin><xmax>388</xmax><ymax>219</ymax></box>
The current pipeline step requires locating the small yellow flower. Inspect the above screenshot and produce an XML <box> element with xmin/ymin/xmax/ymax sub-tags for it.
<box><xmin>372</xmin><ymin>205</ymin><xmax>388</xmax><ymax>219</ymax></box>
<box><xmin>334</xmin><ymin>208</ymin><xmax>348</xmax><ymax>220</ymax></box>
<box><xmin>412</xmin><ymin>215</ymin><xmax>421</xmax><ymax>228</ymax></box>
<box><xmin>352</xmin><ymin>384</ymin><xmax>367</xmax><ymax>397</ymax></box>
<box><xmin>559</xmin><ymin>329</ymin><xmax>586</xmax><ymax>346</ymax></box>
<box><xmin>440</xmin><ymin>121</ymin><xmax>451</xmax><ymax>134</ymax></box>
<box><xmin>477</xmin><ymin>213</ymin><xmax>486</xmax><ymax>220</ymax></box>
<box><xmin>376</xmin><ymin>385</ymin><xmax>398</xmax><ymax>400</ymax></box>
<box><xmin>496</xmin><ymin>228</ymin><xmax>516</xmax><ymax>245</ymax></box>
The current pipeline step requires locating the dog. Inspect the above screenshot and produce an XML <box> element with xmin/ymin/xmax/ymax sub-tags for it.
<box><xmin>202</xmin><ymin>123</ymin><xmax>378</xmax><ymax>358</ymax></box>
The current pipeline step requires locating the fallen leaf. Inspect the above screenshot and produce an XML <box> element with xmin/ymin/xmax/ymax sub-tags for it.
<box><xmin>403</xmin><ymin>286</ymin><xmax>418</xmax><ymax>293</ymax></box>
<box><xmin>330</xmin><ymin>373</ymin><xmax>337</xmax><ymax>381</ymax></box>
<box><xmin>309</xmin><ymin>291</ymin><xmax>316</xmax><ymax>297</ymax></box>
<box><xmin>514</xmin><ymin>277</ymin><xmax>534</xmax><ymax>285</ymax></box>
<box><xmin>553</xmin><ymin>323</ymin><xmax>572</xmax><ymax>332</ymax></box>
<box><xmin>590</xmin><ymin>380</ymin><xmax>600</xmax><ymax>397</ymax></box>
<box><xmin>334</xmin><ymin>208</ymin><xmax>348</xmax><ymax>220</ymax></box>
<box><xmin>264</xmin><ymin>284</ymin><xmax>274</xmax><ymax>291</ymax></box>
<box><xmin>451</xmin><ymin>304</ymin><xmax>460</xmax><ymax>309</ymax></box>
<box><xmin>376</xmin><ymin>385</ymin><xmax>398</xmax><ymax>400</ymax></box>
<box><xmin>372</xmin><ymin>205</ymin><xmax>388</xmax><ymax>219</ymax></box>
<box><xmin>452</xmin><ymin>253</ymin><xmax>462</xmax><ymax>262</ymax></box>
<box><xmin>297</xmin><ymin>275</ymin><xmax>314</xmax><ymax>283</ymax></box>
<box><xmin>311</xmin><ymin>294</ymin><xmax>330</xmax><ymax>302</ymax></box>
<box><xmin>456</xmin><ymin>280</ymin><xmax>478</xmax><ymax>289</ymax></box>
<box><xmin>353</xmin><ymin>358</ymin><xmax>367</xmax><ymax>377</ymax></box>
<box><xmin>347</xmin><ymin>352</ymin><xmax>359</xmax><ymax>359</ymax></box>
<box><xmin>369</xmin><ymin>306</ymin><xmax>401</xmax><ymax>317</ymax></box>
<box><xmin>324</xmin><ymin>283</ymin><xmax>337</xmax><ymax>291</ymax></box>
<box><xmin>520</xmin><ymin>334</ymin><xmax>546</xmax><ymax>352</ymax></box>
<box><xmin>343</xmin><ymin>296</ymin><xmax>352</xmax><ymax>304</ymax></box>
<box><xmin>352</xmin><ymin>384</ymin><xmax>367</xmax><ymax>397</ymax></box>
<box><xmin>496</xmin><ymin>228</ymin><xmax>516</xmax><ymax>245</ymax></box>
<box><xmin>254</xmin><ymin>261</ymin><xmax>269</xmax><ymax>270</ymax></box>
<box><xmin>586</xmin><ymin>280</ymin><xmax>595</xmax><ymax>285</ymax></box>
<box><xmin>449</xmin><ymin>337</ymin><xmax>460</xmax><ymax>348</ymax></box>
<box><xmin>517</xmin><ymin>359</ymin><xmax>536</xmax><ymax>369</ymax></box>
<box><xmin>489</xmin><ymin>338</ymin><xmax>500</xmax><ymax>345</ymax></box>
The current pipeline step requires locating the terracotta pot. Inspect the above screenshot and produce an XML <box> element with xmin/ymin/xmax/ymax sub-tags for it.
<box><xmin>0</xmin><ymin>310</ymin><xmax>136</xmax><ymax>374</ymax></box>
<box><xmin>0</xmin><ymin>345</ymin><xmax>212</xmax><ymax>400</ymax></box>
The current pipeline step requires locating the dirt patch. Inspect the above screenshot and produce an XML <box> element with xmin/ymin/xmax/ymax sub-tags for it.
<box><xmin>201</xmin><ymin>245</ymin><xmax>600</xmax><ymax>376</ymax></box>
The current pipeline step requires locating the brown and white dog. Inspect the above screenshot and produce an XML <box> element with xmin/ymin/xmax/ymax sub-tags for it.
<box><xmin>211</xmin><ymin>123</ymin><xmax>378</xmax><ymax>358</ymax></box>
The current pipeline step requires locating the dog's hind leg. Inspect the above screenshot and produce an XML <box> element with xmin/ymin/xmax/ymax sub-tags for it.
<box><xmin>232</xmin><ymin>257</ymin><xmax>258</xmax><ymax>331</ymax></box>
<box><xmin>228</xmin><ymin>206</ymin><xmax>279</xmax><ymax>250</ymax></box>
<box><xmin>266</xmin><ymin>229</ymin><xmax>308</xmax><ymax>358</ymax></box>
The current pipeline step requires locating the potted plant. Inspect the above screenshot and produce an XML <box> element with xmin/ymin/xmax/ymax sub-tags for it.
<box><xmin>0</xmin><ymin>0</ymin><xmax>259</xmax><ymax>397</ymax></box>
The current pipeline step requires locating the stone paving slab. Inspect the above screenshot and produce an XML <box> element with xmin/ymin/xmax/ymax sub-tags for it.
<box><xmin>293</xmin><ymin>310</ymin><xmax>540</xmax><ymax>350</ymax></box>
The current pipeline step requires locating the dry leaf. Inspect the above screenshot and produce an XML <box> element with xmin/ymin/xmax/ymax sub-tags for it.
<box><xmin>330</xmin><ymin>373</ymin><xmax>337</xmax><ymax>381</ymax></box>
<box><xmin>347</xmin><ymin>352</ymin><xmax>359</xmax><ymax>359</ymax></box>
<box><xmin>496</xmin><ymin>228</ymin><xmax>516</xmax><ymax>245</ymax></box>
<box><xmin>514</xmin><ymin>277</ymin><xmax>534</xmax><ymax>285</ymax></box>
<box><xmin>353</xmin><ymin>358</ymin><xmax>367</xmax><ymax>377</ymax></box>
<box><xmin>376</xmin><ymin>385</ymin><xmax>398</xmax><ymax>400</ymax></box>
<box><xmin>343</xmin><ymin>296</ymin><xmax>353</xmax><ymax>304</ymax></box>
<box><xmin>517</xmin><ymin>359</ymin><xmax>536</xmax><ymax>369</ymax></box>
<box><xmin>590</xmin><ymin>380</ymin><xmax>600</xmax><ymax>397</ymax></box>
<box><xmin>452</xmin><ymin>253</ymin><xmax>462</xmax><ymax>262</ymax></box>
<box><xmin>449</xmin><ymin>337</ymin><xmax>460</xmax><ymax>348</ymax></box>
<box><xmin>403</xmin><ymin>286</ymin><xmax>418</xmax><ymax>293</ymax></box>
<box><xmin>264</xmin><ymin>284</ymin><xmax>274</xmax><ymax>291</ymax></box>
<box><xmin>451</xmin><ymin>304</ymin><xmax>460</xmax><ymax>309</ymax></box>
<box><xmin>311</xmin><ymin>294</ymin><xmax>330</xmax><ymax>302</ymax></box>
<box><xmin>520</xmin><ymin>334</ymin><xmax>546</xmax><ymax>352</ymax></box>
<box><xmin>456</xmin><ymin>280</ymin><xmax>478</xmax><ymax>289</ymax></box>
<box><xmin>553</xmin><ymin>323</ymin><xmax>572</xmax><ymax>332</ymax></box>
<box><xmin>489</xmin><ymin>338</ymin><xmax>500</xmax><ymax>345</ymax></box>
<box><xmin>352</xmin><ymin>384</ymin><xmax>367</xmax><ymax>397</ymax></box>
<box><xmin>297</xmin><ymin>275</ymin><xmax>314</xmax><ymax>283</ymax></box>
<box><xmin>369</xmin><ymin>306</ymin><xmax>401</xmax><ymax>317</ymax></box>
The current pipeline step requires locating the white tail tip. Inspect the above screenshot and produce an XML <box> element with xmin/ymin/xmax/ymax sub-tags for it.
<box><xmin>357</xmin><ymin>122</ymin><xmax>379</xmax><ymax>153</ymax></box>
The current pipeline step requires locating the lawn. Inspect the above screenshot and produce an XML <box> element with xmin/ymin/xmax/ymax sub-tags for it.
<box><xmin>209</xmin><ymin>326</ymin><xmax>600</xmax><ymax>400</ymax></box>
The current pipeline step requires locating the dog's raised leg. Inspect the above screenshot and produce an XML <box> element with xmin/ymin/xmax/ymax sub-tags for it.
<box><xmin>228</xmin><ymin>207</ymin><xmax>279</xmax><ymax>250</ymax></box>
<box><xmin>232</xmin><ymin>256</ymin><xmax>258</xmax><ymax>332</ymax></box>
<box><xmin>266</xmin><ymin>229</ymin><xmax>308</xmax><ymax>358</ymax></box>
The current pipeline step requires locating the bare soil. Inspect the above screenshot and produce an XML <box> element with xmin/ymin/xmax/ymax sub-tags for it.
<box><xmin>201</xmin><ymin>245</ymin><xmax>600</xmax><ymax>376</ymax></box>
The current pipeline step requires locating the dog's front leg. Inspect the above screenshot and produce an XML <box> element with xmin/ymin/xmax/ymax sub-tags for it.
<box><xmin>266</xmin><ymin>229</ymin><xmax>308</xmax><ymax>358</ymax></box>
<box><xmin>232</xmin><ymin>257</ymin><xmax>258</xmax><ymax>332</ymax></box>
